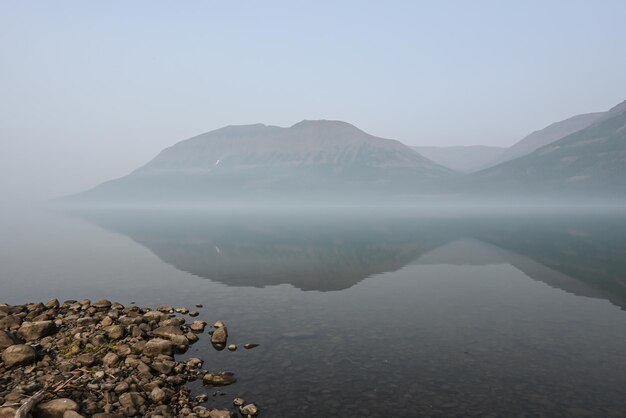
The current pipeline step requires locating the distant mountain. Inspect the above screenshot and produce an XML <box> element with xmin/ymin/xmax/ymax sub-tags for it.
<box><xmin>71</xmin><ymin>120</ymin><xmax>453</xmax><ymax>203</ymax></box>
<box><xmin>471</xmin><ymin>100</ymin><xmax>626</xmax><ymax>196</ymax></box>
<box><xmin>411</xmin><ymin>145</ymin><xmax>506</xmax><ymax>172</ymax></box>
<box><xmin>494</xmin><ymin>112</ymin><xmax>602</xmax><ymax>165</ymax></box>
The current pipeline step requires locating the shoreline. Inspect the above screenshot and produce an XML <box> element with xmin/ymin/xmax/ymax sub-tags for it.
<box><xmin>0</xmin><ymin>299</ymin><xmax>258</xmax><ymax>418</ymax></box>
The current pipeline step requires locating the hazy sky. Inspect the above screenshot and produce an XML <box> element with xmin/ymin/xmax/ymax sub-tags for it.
<box><xmin>1</xmin><ymin>1</ymin><xmax>625</xmax><ymax>201</ymax></box>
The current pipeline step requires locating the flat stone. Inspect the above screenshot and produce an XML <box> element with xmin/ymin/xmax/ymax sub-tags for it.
<box><xmin>1</xmin><ymin>344</ymin><xmax>36</xmax><ymax>367</ymax></box>
<box><xmin>17</xmin><ymin>320</ymin><xmax>56</xmax><ymax>340</ymax></box>
<box><xmin>203</xmin><ymin>372</ymin><xmax>236</xmax><ymax>386</ymax></box>
<box><xmin>208</xmin><ymin>410</ymin><xmax>233</xmax><ymax>418</ymax></box>
<box><xmin>35</xmin><ymin>398</ymin><xmax>79</xmax><ymax>418</ymax></box>
<box><xmin>150</xmin><ymin>386</ymin><xmax>167</xmax><ymax>403</ymax></box>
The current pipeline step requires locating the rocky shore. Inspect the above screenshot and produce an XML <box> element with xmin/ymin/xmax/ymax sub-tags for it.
<box><xmin>0</xmin><ymin>299</ymin><xmax>259</xmax><ymax>418</ymax></box>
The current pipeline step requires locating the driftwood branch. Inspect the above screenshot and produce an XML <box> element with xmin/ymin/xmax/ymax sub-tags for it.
<box><xmin>14</xmin><ymin>389</ymin><xmax>46</xmax><ymax>418</ymax></box>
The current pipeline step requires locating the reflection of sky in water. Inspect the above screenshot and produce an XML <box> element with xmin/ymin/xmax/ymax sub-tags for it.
<box><xmin>2</xmin><ymin>207</ymin><xmax>626</xmax><ymax>416</ymax></box>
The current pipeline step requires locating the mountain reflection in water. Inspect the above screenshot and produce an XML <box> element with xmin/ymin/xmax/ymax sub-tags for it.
<box><xmin>72</xmin><ymin>208</ymin><xmax>626</xmax><ymax>309</ymax></box>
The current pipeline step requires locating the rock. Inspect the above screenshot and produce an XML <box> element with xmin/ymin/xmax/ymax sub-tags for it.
<box><xmin>100</xmin><ymin>316</ymin><xmax>114</xmax><ymax>327</ymax></box>
<box><xmin>93</xmin><ymin>299</ymin><xmax>112</xmax><ymax>309</ymax></box>
<box><xmin>17</xmin><ymin>320</ymin><xmax>55</xmax><ymax>340</ymax></box>
<box><xmin>1</xmin><ymin>344</ymin><xmax>36</xmax><ymax>367</ymax></box>
<box><xmin>195</xmin><ymin>304</ymin><xmax>203</xmax><ymax>308</ymax></box>
<box><xmin>227</xmin><ymin>344</ymin><xmax>237</xmax><ymax>351</ymax></box>
<box><xmin>35</xmin><ymin>398</ymin><xmax>79</xmax><ymax>418</ymax></box>
<box><xmin>190</xmin><ymin>320</ymin><xmax>206</xmax><ymax>332</ymax></box>
<box><xmin>152</xmin><ymin>325</ymin><xmax>183</xmax><ymax>339</ymax></box>
<box><xmin>114</xmin><ymin>381</ymin><xmax>129</xmax><ymax>394</ymax></box>
<box><xmin>0</xmin><ymin>315</ymin><xmax>22</xmax><ymax>330</ymax></box>
<box><xmin>175</xmin><ymin>307</ymin><xmax>189</xmax><ymax>314</ymax></box>
<box><xmin>105</xmin><ymin>324</ymin><xmax>126</xmax><ymax>340</ymax></box>
<box><xmin>118</xmin><ymin>392</ymin><xmax>146</xmax><ymax>408</ymax></box>
<box><xmin>76</xmin><ymin>317</ymin><xmax>98</xmax><ymax>327</ymax></box>
<box><xmin>208</xmin><ymin>410</ymin><xmax>233</xmax><ymax>418</ymax></box>
<box><xmin>0</xmin><ymin>330</ymin><xmax>19</xmax><ymax>349</ymax></box>
<box><xmin>45</xmin><ymin>298</ymin><xmax>60</xmax><ymax>309</ymax></box>
<box><xmin>213</xmin><ymin>320</ymin><xmax>225</xmax><ymax>328</ymax></box>
<box><xmin>243</xmin><ymin>343</ymin><xmax>259</xmax><ymax>349</ymax></box>
<box><xmin>102</xmin><ymin>352</ymin><xmax>120</xmax><ymax>367</ymax></box>
<box><xmin>150</xmin><ymin>386</ymin><xmax>167</xmax><ymax>403</ymax></box>
<box><xmin>76</xmin><ymin>353</ymin><xmax>95</xmax><ymax>366</ymax></box>
<box><xmin>63</xmin><ymin>412</ymin><xmax>85</xmax><ymax>418</ymax></box>
<box><xmin>203</xmin><ymin>372</ymin><xmax>236</xmax><ymax>386</ymax></box>
<box><xmin>211</xmin><ymin>327</ymin><xmax>227</xmax><ymax>344</ymax></box>
<box><xmin>151</xmin><ymin>359</ymin><xmax>175</xmax><ymax>375</ymax></box>
<box><xmin>233</xmin><ymin>398</ymin><xmax>245</xmax><ymax>406</ymax></box>
<box><xmin>187</xmin><ymin>357</ymin><xmax>203</xmax><ymax>368</ymax></box>
<box><xmin>143</xmin><ymin>338</ymin><xmax>174</xmax><ymax>357</ymax></box>
<box><xmin>0</xmin><ymin>407</ymin><xmax>17</xmax><ymax>418</ymax></box>
<box><xmin>189</xmin><ymin>311</ymin><xmax>200</xmax><ymax>317</ymax></box>
<box><xmin>169</xmin><ymin>335</ymin><xmax>190</xmax><ymax>351</ymax></box>
<box><xmin>143</xmin><ymin>310</ymin><xmax>166</xmax><ymax>322</ymax></box>
<box><xmin>92</xmin><ymin>414</ymin><xmax>125</xmax><ymax>418</ymax></box>
<box><xmin>240</xmin><ymin>403</ymin><xmax>259</xmax><ymax>416</ymax></box>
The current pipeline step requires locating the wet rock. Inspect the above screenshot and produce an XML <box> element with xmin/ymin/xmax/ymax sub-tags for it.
<box><xmin>211</xmin><ymin>327</ymin><xmax>227</xmax><ymax>344</ymax></box>
<box><xmin>1</xmin><ymin>344</ymin><xmax>36</xmax><ymax>367</ymax></box>
<box><xmin>143</xmin><ymin>338</ymin><xmax>174</xmax><ymax>357</ymax></box>
<box><xmin>203</xmin><ymin>372</ymin><xmax>236</xmax><ymax>386</ymax></box>
<box><xmin>227</xmin><ymin>344</ymin><xmax>237</xmax><ymax>352</ymax></box>
<box><xmin>190</xmin><ymin>320</ymin><xmax>206</xmax><ymax>332</ymax></box>
<box><xmin>233</xmin><ymin>398</ymin><xmax>245</xmax><ymax>406</ymax></box>
<box><xmin>240</xmin><ymin>403</ymin><xmax>259</xmax><ymax>416</ymax></box>
<box><xmin>175</xmin><ymin>307</ymin><xmax>189</xmax><ymax>314</ymax></box>
<box><xmin>208</xmin><ymin>410</ymin><xmax>233</xmax><ymax>418</ymax></box>
<box><xmin>35</xmin><ymin>398</ymin><xmax>79</xmax><ymax>418</ymax></box>
<box><xmin>17</xmin><ymin>320</ymin><xmax>56</xmax><ymax>341</ymax></box>
<box><xmin>0</xmin><ymin>330</ymin><xmax>19</xmax><ymax>349</ymax></box>
<box><xmin>243</xmin><ymin>343</ymin><xmax>259</xmax><ymax>350</ymax></box>
<box><xmin>189</xmin><ymin>311</ymin><xmax>200</xmax><ymax>317</ymax></box>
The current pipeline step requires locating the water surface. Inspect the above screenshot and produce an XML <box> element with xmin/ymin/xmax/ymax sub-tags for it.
<box><xmin>1</xmin><ymin>206</ymin><xmax>626</xmax><ymax>417</ymax></box>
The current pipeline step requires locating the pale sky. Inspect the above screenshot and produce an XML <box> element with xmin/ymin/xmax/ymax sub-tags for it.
<box><xmin>1</xmin><ymin>1</ymin><xmax>625</xmax><ymax>201</ymax></box>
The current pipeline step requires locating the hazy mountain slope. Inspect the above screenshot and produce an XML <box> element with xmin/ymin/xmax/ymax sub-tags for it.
<box><xmin>471</xmin><ymin>100</ymin><xmax>626</xmax><ymax>196</ymax></box>
<box><xmin>71</xmin><ymin>120</ymin><xmax>454</xmax><ymax>203</ymax></box>
<box><xmin>494</xmin><ymin>112</ymin><xmax>602</xmax><ymax>165</ymax></box>
<box><xmin>411</xmin><ymin>145</ymin><xmax>506</xmax><ymax>172</ymax></box>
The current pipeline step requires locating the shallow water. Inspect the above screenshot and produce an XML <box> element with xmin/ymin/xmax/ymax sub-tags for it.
<box><xmin>2</xmin><ymin>206</ymin><xmax>626</xmax><ymax>417</ymax></box>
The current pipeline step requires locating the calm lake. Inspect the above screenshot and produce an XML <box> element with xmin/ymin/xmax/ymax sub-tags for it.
<box><xmin>2</xmin><ymin>206</ymin><xmax>626</xmax><ymax>417</ymax></box>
